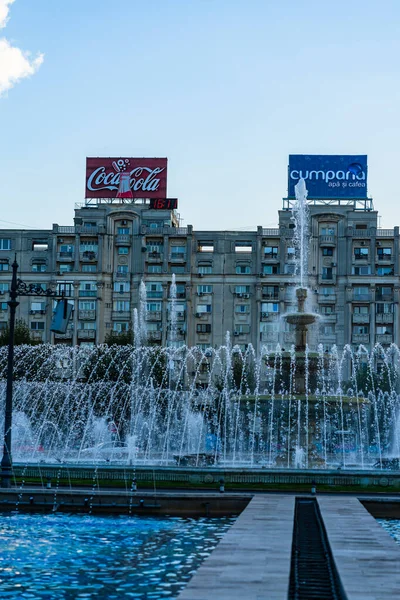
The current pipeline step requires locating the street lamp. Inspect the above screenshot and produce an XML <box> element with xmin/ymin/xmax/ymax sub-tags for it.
<box><xmin>1</xmin><ymin>256</ymin><xmax>70</xmax><ymax>488</ymax></box>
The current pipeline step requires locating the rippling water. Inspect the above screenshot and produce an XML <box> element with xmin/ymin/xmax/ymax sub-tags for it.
<box><xmin>378</xmin><ymin>518</ymin><xmax>400</xmax><ymax>544</ymax></box>
<box><xmin>0</xmin><ymin>512</ymin><xmax>234</xmax><ymax>599</ymax></box>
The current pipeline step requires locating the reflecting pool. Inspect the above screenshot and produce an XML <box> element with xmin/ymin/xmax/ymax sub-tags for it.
<box><xmin>0</xmin><ymin>512</ymin><xmax>234</xmax><ymax>598</ymax></box>
<box><xmin>378</xmin><ymin>518</ymin><xmax>400</xmax><ymax>545</ymax></box>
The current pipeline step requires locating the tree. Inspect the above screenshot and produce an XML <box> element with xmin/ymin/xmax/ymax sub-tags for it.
<box><xmin>104</xmin><ymin>328</ymin><xmax>134</xmax><ymax>345</ymax></box>
<box><xmin>0</xmin><ymin>319</ymin><xmax>40</xmax><ymax>346</ymax></box>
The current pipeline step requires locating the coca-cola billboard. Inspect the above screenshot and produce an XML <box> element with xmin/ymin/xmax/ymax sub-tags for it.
<box><xmin>85</xmin><ymin>157</ymin><xmax>167</xmax><ymax>199</ymax></box>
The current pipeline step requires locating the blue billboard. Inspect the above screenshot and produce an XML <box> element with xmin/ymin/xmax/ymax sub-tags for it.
<box><xmin>288</xmin><ymin>155</ymin><xmax>367</xmax><ymax>198</ymax></box>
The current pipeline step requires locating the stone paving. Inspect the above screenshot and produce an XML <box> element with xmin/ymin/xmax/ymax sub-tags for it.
<box><xmin>178</xmin><ymin>493</ymin><xmax>400</xmax><ymax>600</ymax></box>
<box><xmin>177</xmin><ymin>494</ymin><xmax>295</xmax><ymax>600</ymax></box>
<box><xmin>319</xmin><ymin>496</ymin><xmax>400</xmax><ymax>600</ymax></box>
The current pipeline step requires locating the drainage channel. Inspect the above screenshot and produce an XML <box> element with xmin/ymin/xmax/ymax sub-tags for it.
<box><xmin>288</xmin><ymin>498</ymin><xmax>347</xmax><ymax>600</ymax></box>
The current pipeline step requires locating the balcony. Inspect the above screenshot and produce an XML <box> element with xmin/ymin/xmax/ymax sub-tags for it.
<box><xmin>148</xmin><ymin>331</ymin><xmax>162</xmax><ymax>341</ymax></box>
<box><xmin>169</xmin><ymin>254</ymin><xmax>187</xmax><ymax>263</ymax></box>
<box><xmin>350</xmin><ymin>229</ymin><xmax>374</xmax><ymax>238</ymax></box>
<box><xmin>260</xmin><ymin>332</ymin><xmax>277</xmax><ymax>343</ymax></box>
<box><xmin>31</xmin><ymin>331</ymin><xmax>43</xmax><ymax>341</ymax></box>
<box><xmin>376</xmin><ymin>295</ymin><xmax>394</xmax><ymax>302</ymax></box>
<box><xmin>352</xmin><ymin>313</ymin><xmax>370</xmax><ymax>324</ymax></box>
<box><xmin>116</xmin><ymin>272</ymin><xmax>129</xmax><ymax>278</ymax></box>
<box><xmin>112</xmin><ymin>311</ymin><xmax>130</xmax><ymax>320</ymax></box>
<box><xmin>115</xmin><ymin>234</ymin><xmax>131</xmax><ymax>246</ymax></box>
<box><xmin>319</xmin><ymin>235</ymin><xmax>336</xmax><ymax>246</ymax></box>
<box><xmin>147</xmin><ymin>291</ymin><xmax>163</xmax><ymax>299</ymax></box>
<box><xmin>318</xmin><ymin>293</ymin><xmax>336</xmax><ymax>303</ymax></box>
<box><xmin>77</xmin><ymin>330</ymin><xmax>96</xmax><ymax>340</ymax></box>
<box><xmin>322</xmin><ymin>314</ymin><xmax>337</xmax><ymax>323</ymax></box>
<box><xmin>80</xmin><ymin>251</ymin><xmax>98</xmax><ymax>262</ymax></box>
<box><xmin>147</xmin><ymin>252</ymin><xmax>163</xmax><ymax>263</ymax></box>
<box><xmin>146</xmin><ymin>311</ymin><xmax>162</xmax><ymax>321</ymax></box>
<box><xmin>376</xmin><ymin>313</ymin><xmax>394</xmax><ymax>324</ymax></box>
<box><xmin>78</xmin><ymin>310</ymin><xmax>96</xmax><ymax>320</ymax></box>
<box><xmin>353</xmin><ymin>293</ymin><xmax>372</xmax><ymax>303</ymax></box>
<box><xmin>57</xmin><ymin>252</ymin><xmax>74</xmax><ymax>262</ymax></box>
<box><xmin>261</xmin><ymin>293</ymin><xmax>279</xmax><ymax>300</ymax></box>
<box><xmin>377</xmin><ymin>229</ymin><xmax>395</xmax><ymax>237</ymax></box>
<box><xmin>260</xmin><ymin>312</ymin><xmax>276</xmax><ymax>321</ymax></box>
<box><xmin>376</xmin><ymin>334</ymin><xmax>393</xmax><ymax>344</ymax></box>
<box><xmin>262</xmin><ymin>254</ymin><xmax>279</xmax><ymax>262</ymax></box>
<box><xmin>352</xmin><ymin>334</ymin><xmax>370</xmax><ymax>344</ymax></box>
<box><xmin>54</xmin><ymin>331</ymin><xmax>73</xmax><ymax>340</ymax></box>
<box><xmin>79</xmin><ymin>290</ymin><xmax>97</xmax><ymax>297</ymax></box>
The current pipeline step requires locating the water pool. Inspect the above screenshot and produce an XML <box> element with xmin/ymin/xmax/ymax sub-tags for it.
<box><xmin>378</xmin><ymin>518</ymin><xmax>400</xmax><ymax>545</ymax></box>
<box><xmin>0</xmin><ymin>512</ymin><xmax>234</xmax><ymax>599</ymax></box>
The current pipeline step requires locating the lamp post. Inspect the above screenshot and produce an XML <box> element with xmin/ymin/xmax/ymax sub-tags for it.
<box><xmin>1</xmin><ymin>256</ymin><xmax>70</xmax><ymax>488</ymax></box>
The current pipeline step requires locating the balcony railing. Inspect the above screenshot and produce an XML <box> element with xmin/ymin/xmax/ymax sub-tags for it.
<box><xmin>78</xmin><ymin>310</ymin><xmax>96</xmax><ymax>320</ymax></box>
<box><xmin>352</xmin><ymin>313</ymin><xmax>370</xmax><ymax>324</ymax></box>
<box><xmin>148</xmin><ymin>331</ymin><xmax>162</xmax><ymax>341</ymax></box>
<box><xmin>169</xmin><ymin>254</ymin><xmax>187</xmax><ymax>263</ymax></box>
<box><xmin>77</xmin><ymin>330</ymin><xmax>96</xmax><ymax>339</ymax></box>
<box><xmin>79</xmin><ymin>290</ymin><xmax>97</xmax><ymax>297</ymax></box>
<box><xmin>146</xmin><ymin>311</ymin><xmax>162</xmax><ymax>321</ymax></box>
<box><xmin>57</xmin><ymin>252</ymin><xmax>74</xmax><ymax>262</ymax></box>
<box><xmin>376</xmin><ymin>334</ymin><xmax>393</xmax><ymax>344</ymax></box>
<box><xmin>80</xmin><ymin>252</ymin><xmax>98</xmax><ymax>262</ymax></box>
<box><xmin>147</xmin><ymin>252</ymin><xmax>163</xmax><ymax>263</ymax></box>
<box><xmin>262</xmin><ymin>228</ymin><xmax>279</xmax><ymax>236</ymax></box>
<box><xmin>55</xmin><ymin>225</ymin><xmax>99</xmax><ymax>235</ymax></box>
<box><xmin>143</xmin><ymin>226</ymin><xmax>188</xmax><ymax>236</ymax></box>
<box><xmin>115</xmin><ymin>234</ymin><xmax>131</xmax><ymax>245</ymax></box>
<box><xmin>54</xmin><ymin>331</ymin><xmax>73</xmax><ymax>340</ymax></box>
<box><xmin>353</xmin><ymin>293</ymin><xmax>372</xmax><ymax>302</ymax></box>
<box><xmin>377</xmin><ymin>229</ymin><xmax>395</xmax><ymax>237</ymax></box>
<box><xmin>319</xmin><ymin>235</ymin><xmax>336</xmax><ymax>245</ymax></box>
<box><xmin>376</xmin><ymin>313</ymin><xmax>394</xmax><ymax>324</ymax></box>
<box><xmin>111</xmin><ymin>311</ymin><xmax>130</xmax><ymax>320</ymax></box>
<box><xmin>352</xmin><ymin>333</ymin><xmax>370</xmax><ymax>344</ymax></box>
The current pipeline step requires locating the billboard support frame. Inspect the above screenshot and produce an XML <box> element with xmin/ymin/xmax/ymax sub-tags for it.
<box><xmin>282</xmin><ymin>197</ymin><xmax>374</xmax><ymax>211</ymax></box>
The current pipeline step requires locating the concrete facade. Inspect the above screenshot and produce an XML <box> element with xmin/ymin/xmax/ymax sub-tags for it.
<box><xmin>0</xmin><ymin>195</ymin><xmax>397</xmax><ymax>355</ymax></box>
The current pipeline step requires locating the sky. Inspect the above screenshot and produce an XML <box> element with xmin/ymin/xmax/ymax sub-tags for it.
<box><xmin>1</xmin><ymin>0</ymin><xmax>400</xmax><ymax>231</ymax></box>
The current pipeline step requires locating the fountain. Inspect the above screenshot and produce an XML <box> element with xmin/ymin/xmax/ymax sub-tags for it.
<box><xmin>1</xmin><ymin>180</ymin><xmax>400</xmax><ymax>471</ymax></box>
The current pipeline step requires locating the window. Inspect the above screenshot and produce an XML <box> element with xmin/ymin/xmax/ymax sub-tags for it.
<box><xmin>79</xmin><ymin>301</ymin><xmax>96</xmax><ymax>310</ymax></box>
<box><xmin>0</xmin><ymin>303</ymin><xmax>7</xmax><ymax>311</ymax></box>
<box><xmin>284</xmin><ymin>264</ymin><xmax>295</xmax><ymax>275</ymax></box>
<box><xmin>148</xmin><ymin>265</ymin><xmax>162</xmax><ymax>274</ymax></box>
<box><xmin>261</xmin><ymin>302</ymin><xmax>279</xmax><ymax>313</ymax></box>
<box><xmin>287</xmin><ymin>247</ymin><xmax>296</xmax><ymax>259</ymax></box>
<box><xmin>376</xmin><ymin>303</ymin><xmax>393</xmax><ymax>314</ymax></box>
<box><xmin>0</xmin><ymin>260</ymin><xmax>9</xmax><ymax>271</ymax></box>
<box><xmin>147</xmin><ymin>241</ymin><xmax>163</xmax><ymax>254</ymax></box>
<box><xmin>171</xmin><ymin>245</ymin><xmax>186</xmax><ymax>255</ymax></box>
<box><xmin>79</xmin><ymin>282</ymin><xmax>97</xmax><ymax>297</ymax></box>
<box><xmin>31</xmin><ymin>302</ymin><xmax>45</xmax><ymax>313</ymax></box>
<box><xmin>196</xmin><ymin>324</ymin><xmax>212</xmax><ymax>333</ymax></box>
<box><xmin>0</xmin><ymin>321</ymin><xmax>6</xmax><ymax>329</ymax></box>
<box><xmin>263</xmin><ymin>265</ymin><xmax>280</xmax><ymax>275</ymax></box>
<box><xmin>198</xmin><ymin>264</ymin><xmax>212</xmax><ymax>275</ymax></box>
<box><xmin>353</xmin><ymin>286</ymin><xmax>369</xmax><ymax>299</ymax></box>
<box><xmin>197</xmin><ymin>285</ymin><xmax>212</xmax><ymax>295</ymax></box>
<box><xmin>0</xmin><ymin>283</ymin><xmax>9</xmax><ymax>293</ymax></box>
<box><xmin>236</xmin><ymin>305</ymin><xmax>250</xmax><ymax>313</ymax></box>
<box><xmin>114</xmin><ymin>281</ymin><xmax>130</xmax><ymax>293</ymax></box>
<box><xmin>320</xmin><ymin>287</ymin><xmax>334</xmax><ymax>296</ymax></box>
<box><xmin>118</xmin><ymin>247</ymin><xmax>129</xmax><ymax>255</ymax></box>
<box><xmin>322</xmin><ymin>267</ymin><xmax>333</xmax><ymax>280</ymax></box>
<box><xmin>198</xmin><ymin>243</ymin><xmax>214</xmax><ymax>253</ymax></box>
<box><xmin>234</xmin><ymin>324</ymin><xmax>250</xmax><ymax>334</ymax></box>
<box><xmin>377</xmin><ymin>267</ymin><xmax>394</xmax><ymax>276</ymax></box>
<box><xmin>355</xmin><ymin>224</ymin><xmax>367</xmax><ymax>230</ymax></box>
<box><xmin>352</xmin><ymin>266</ymin><xmax>371</xmax><ymax>275</ymax></box>
<box><xmin>117</xmin><ymin>265</ymin><xmax>128</xmax><ymax>275</ymax></box>
<box><xmin>30</xmin><ymin>322</ymin><xmax>45</xmax><ymax>330</ymax></box>
<box><xmin>113</xmin><ymin>300</ymin><xmax>130</xmax><ymax>312</ymax></box>
<box><xmin>176</xmin><ymin>284</ymin><xmax>186</xmax><ymax>298</ymax></box>
<box><xmin>376</xmin><ymin>286</ymin><xmax>393</xmax><ymax>299</ymax></box>
<box><xmin>171</xmin><ymin>266</ymin><xmax>185</xmax><ymax>274</ymax></box>
<box><xmin>146</xmin><ymin>282</ymin><xmax>163</xmax><ymax>298</ymax></box>
<box><xmin>32</xmin><ymin>262</ymin><xmax>46</xmax><ymax>272</ymax></box>
<box><xmin>83</xmin><ymin>222</ymin><xmax>97</xmax><ymax>229</ymax></box>
<box><xmin>264</xmin><ymin>246</ymin><xmax>278</xmax><ymax>256</ymax></box>
<box><xmin>376</xmin><ymin>325</ymin><xmax>393</xmax><ymax>335</ymax></box>
<box><xmin>354</xmin><ymin>247</ymin><xmax>369</xmax><ymax>259</ymax></box>
<box><xmin>114</xmin><ymin>322</ymin><xmax>129</xmax><ymax>332</ymax></box>
<box><xmin>80</xmin><ymin>242</ymin><xmax>98</xmax><ymax>252</ymax></box>
<box><xmin>321</xmin><ymin>324</ymin><xmax>335</xmax><ymax>335</ymax></box>
<box><xmin>377</xmin><ymin>247</ymin><xmax>392</xmax><ymax>260</ymax></box>
<box><xmin>117</xmin><ymin>227</ymin><xmax>130</xmax><ymax>235</ymax></box>
<box><xmin>235</xmin><ymin>286</ymin><xmax>250</xmax><ymax>295</ymax></box>
<box><xmin>197</xmin><ymin>304</ymin><xmax>212</xmax><ymax>313</ymax></box>
<box><xmin>147</xmin><ymin>302</ymin><xmax>162</xmax><ymax>312</ymax></box>
<box><xmin>353</xmin><ymin>325</ymin><xmax>369</xmax><ymax>335</ymax></box>
<box><xmin>320</xmin><ymin>305</ymin><xmax>334</xmax><ymax>314</ymax></box>
<box><xmin>235</xmin><ymin>242</ymin><xmax>252</xmax><ymax>253</ymax></box>
<box><xmin>79</xmin><ymin>321</ymin><xmax>96</xmax><ymax>330</ymax></box>
<box><xmin>354</xmin><ymin>305</ymin><xmax>369</xmax><ymax>314</ymax></box>
<box><xmin>59</xmin><ymin>244</ymin><xmax>74</xmax><ymax>254</ymax></box>
<box><xmin>82</xmin><ymin>264</ymin><xmax>97</xmax><ymax>273</ymax></box>
<box><xmin>59</xmin><ymin>264</ymin><xmax>73</xmax><ymax>273</ymax></box>
<box><xmin>236</xmin><ymin>265</ymin><xmax>251</xmax><ymax>274</ymax></box>
<box><xmin>320</xmin><ymin>226</ymin><xmax>335</xmax><ymax>235</ymax></box>
<box><xmin>322</xmin><ymin>247</ymin><xmax>333</xmax><ymax>256</ymax></box>
<box><xmin>56</xmin><ymin>282</ymin><xmax>73</xmax><ymax>297</ymax></box>
<box><xmin>0</xmin><ymin>239</ymin><xmax>11</xmax><ymax>250</ymax></box>
<box><xmin>262</xmin><ymin>286</ymin><xmax>279</xmax><ymax>299</ymax></box>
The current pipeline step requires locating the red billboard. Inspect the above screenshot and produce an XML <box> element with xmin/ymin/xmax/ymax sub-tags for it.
<box><xmin>85</xmin><ymin>157</ymin><xmax>167</xmax><ymax>199</ymax></box>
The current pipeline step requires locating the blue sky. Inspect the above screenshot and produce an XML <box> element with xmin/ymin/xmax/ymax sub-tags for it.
<box><xmin>1</xmin><ymin>0</ymin><xmax>400</xmax><ymax>230</ymax></box>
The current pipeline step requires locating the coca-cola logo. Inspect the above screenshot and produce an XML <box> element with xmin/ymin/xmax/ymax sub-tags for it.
<box><xmin>85</xmin><ymin>158</ymin><xmax>167</xmax><ymax>199</ymax></box>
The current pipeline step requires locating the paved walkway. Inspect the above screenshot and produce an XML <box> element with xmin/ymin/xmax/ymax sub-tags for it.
<box><xmin>177</xmin><ymin>495</ymin><xmax>295</xmax><ymax>600</ymax></box>
<box><xmin>319</xmin><ymin>496</ymin><xmax>400</xmax><ymax>600</ymax></box>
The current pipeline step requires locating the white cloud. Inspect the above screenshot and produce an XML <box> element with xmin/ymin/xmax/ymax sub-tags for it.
<box><xmin>0</xmin><ymin>0</ymin><xmax>43</xmax><ymax>96</ymax></box>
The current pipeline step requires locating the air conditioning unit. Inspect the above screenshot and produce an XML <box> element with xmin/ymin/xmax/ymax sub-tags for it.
<box><xmin>195</xmin><ymin>312</ymin><xmax>201</xmax><ymax>318</ymax></box>
<box><xmin>198</xmin><ymin>292</ymin><xmax>204</xmax><ymax>296</ymax></box>
<box><xmin>198</xmin><ymin>273</ymin><xmax>203</xmax><ymax>278</ymax></box>
<box><xmin>237</xmin><ymin>293</ymin><xmax>243</xmax><ymax>298</ymax></box>
<box><xmin>59</xmin><ymin>238</ymin><xmax>64</xmax><ymax>243</ymax></box>
<box><xmin>233</xmin><ymin>331</ymin><xmax>239</xmax><ymax>336</ymax></box>
<box><xmin>262</xmin><ymin>312</ymin><xmax>269</xmax><ymax>318</ymax></box>
<box><xmin>361</xmin><ymin>241</ymin><xmax>365</xmax><ymax>246</ymax></box>
<box><xmin>121</xmin><ymin>220</ymin><xmax>128</xmax><ymax>226</ymax></box>
<box><xmin>243</xmin><ymin>293</ymin><xmax>250</xmax><ymax>299</ymax></box>
<box><xmin>331</xmin><ymin>262</ymin><xmax>337</xmax><ymax>267</ymax></box>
